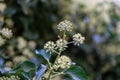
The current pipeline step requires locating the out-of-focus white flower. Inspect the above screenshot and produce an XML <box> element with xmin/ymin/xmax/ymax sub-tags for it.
<box><xmin>17</xmin><ymin>37</ymin><xmax>27</xmax><ymax>50</ymax></box>
<box><xmin>57</xmin><ymin>20</ymin><xmax>73</xmax><ymax>31</ymax></box>
<box><xmin>56</xmin><ymin>39</ymin><xmax>68</xmax><ymax>51</ymax></box>
<box><xmin>28</xmin><ymin>41</ymin><xmax>36</xmax><ymax>49</ymax></box>
<box><xmin>5</xmin><ymin>19</ymin><xmax>14</xmax><ymax>27</ymax></box>
<box><xmin>0</xmin><ymin>36</ymin><xmax>6</xmax><ymax>46</ymax></box>
<box><xmin>56</xmin><ymin>55</ymin><xmax>71</xmax><ymax>69</ymax></box>
<box><xmin>44</xmin><ymin>41</ymin><xmax>56</xmax><ymax>53</ymax></box>
<box><xmin>13</xmin><ymin>56</ymin><xmax>27</xmax><ymax>64</ymax></box>
<box><xmin>0</xmin><ymin>28</ymin><xmax>12</xmax><ymax>39</ymax></box>
<box><xmin>23</xmin><ymin>48</ymin><xmax>34</xmax><ymax>58</ymax></box>
<box><xmin>0</xmin><ymin>3</ymin><xmax>6</xmax><ymax>12</ymax></box>
<box><xmin>73</xmin><ymin>33</ymin><xmax>85</xmax><ymax>46</ymax></box>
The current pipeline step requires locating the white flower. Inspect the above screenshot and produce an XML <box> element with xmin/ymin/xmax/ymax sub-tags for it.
<box><xmin>0</xmin><ymin>36</ymin><xmax>6</xmax><ymax>46</ymax></box>
<box><xmin>17</xmin><ymin>37</ymin><xmax>27</xmax><ymax>50</ymax></box>
<box><xmin>44</xmin><ymin>41</ymin><xmax>56</xmax><ymax>53</ymax></box>
<box><xmin>73</xmin><ymin>33</ymin><xmax>85</xmax><ymax>46</ymax></box>
<box><xmin>56</xmin><ymin>55</ymin><xmax>71</xmax><ymax>69</ymax></box>
<box><xmin>57</xmin><ymin>20</ymin><xmax>73</xmax><ymax>31</ymax></box>
<box><xmin>0</xmin><ymin>28</ymin><xmax>12</xmax><ymax>39</ymax></box>
<box><xmin>56</xmin><ymin>39</ymin><xmax>68</xmax><ymax>51</ymax></box>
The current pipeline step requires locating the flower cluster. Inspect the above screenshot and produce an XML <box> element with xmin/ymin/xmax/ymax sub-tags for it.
<box><xmin>44</xmin><ymin>20</ymin><xmax>85</xmax><ymax>53</ymax></box>
<box><xmin>57</xmin><ymin>20</ymin><xmax>73</xmax><ymax>31</ymax></box>
<box><xmin>55</xmin><ymin>55</ymin><xmax>71</xmax><ymax>69</ymax></box>
<box><xmin>44</xmin><ymin>41</ymin><xmax>56</xmax><ymax>53</ymax></box>
<box><xmin>56</xmin><ymin>39</ymin><xmax>68</xmax><ymax>51</ymax></box>
<box><xmin>0</xmin><ymin>28</ymin><xmax>12</xmax><ymax>39</ymax></box>
<box><xmin>42</xmin><ymin>20</ymin><xmax>86</xmax><ymax>79</ymax></box>
<box><xmin>73</xmin><ymin>33</ymin><xmax>85</xmax><ymax>46</ymax></box>
<box><xmin>0</xmin><ymin>28</ymin><xmax>13</xmax><ymax>46</ymax></box>
<box><xmin>0</xmin><ymin>75</ymin><xmax>20</xmax><ymax>80</ymax></box>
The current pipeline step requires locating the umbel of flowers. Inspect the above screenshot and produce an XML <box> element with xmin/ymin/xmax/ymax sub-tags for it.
<box><xmin>43</xmin><ymin>20</ymin><xmax>85</xmax><ymax>80</ymax></box>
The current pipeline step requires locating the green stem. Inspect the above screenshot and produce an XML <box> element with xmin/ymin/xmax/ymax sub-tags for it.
<box><xmin>53</xmin><ymin>50</ymin><xmax>59</xmax><ymax>54</ymax></box>
<box><xmin>51</xmin><ymin>72</ymin><xmax>64</xmax><ymax>78</ymax></box>
<box><xmin>53</xmin><ymin>50</ymin><xmax>61</xmax><ymax>66</ymax></box>
<box><xmin>63</xmin><ymin>31</ymin><xmax>66</xmax><ymax>40</ymax></box>
<box><xmin>67</xmin><ymin>41</ymin><xmax>74</xmax><ymax>45</ymax></box>
<box><xmin>47</xmin><ymin>71</ymin><xmax>52</xmax><ymax>80</ymax></box>
<box><xmin>47</xmin><ymin>60</ymin><xmax>52</xmax><ymax>69</ymax></box>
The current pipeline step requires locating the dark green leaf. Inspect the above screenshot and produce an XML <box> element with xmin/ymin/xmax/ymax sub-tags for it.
<box><xmin>22</xmin><ymin>72</ymin><xmax>32</xmax><ymax>80</ymax></box>
<box><xmin>8</xmin><ymin>61</ymin><xmax>36</xmax><ymax>80</ymax></box>
<box><xmin>64</xmin><ymin>66</ymin><xmax>88</xmax><ymax>80</ymax></box>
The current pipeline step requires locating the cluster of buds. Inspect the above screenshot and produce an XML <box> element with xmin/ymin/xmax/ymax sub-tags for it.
<box><xmin>73</xmin><ymin>33</ymin><xmax>85</xmax><ymax>46</ymax></box>
<box><xmin>0</xmin><ymin>28</ymin><xmax>12</xmax><ymax>39</ymax></box>
<box><xmin>56</xmin><ymin>39</ymin><xmax>68</xmax><ymax>51</ymax></box>
<box><xmin>55</xmin><ymin>55</ymin><xmax>71</xmax><ymax>69</ymax></box>
<box><xmin>57</xmin><ymin>20</ymin><xmax>73</xmax><ymax>31</ymax></box>
<box><xmin>44</xmin><ymin>41</ymin><xmax>56</xmax><ymax>53</ymax></box>
<box><xmin>0</xmin><ymin>28</ymin><xmax>13</xmax><ymax>46</ymax></box>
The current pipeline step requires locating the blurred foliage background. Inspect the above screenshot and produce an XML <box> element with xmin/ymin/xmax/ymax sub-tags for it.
<box><xmin>0</xmin><ymin>0</ymin><xmax>120</xmax><ymax>80</ymax></box>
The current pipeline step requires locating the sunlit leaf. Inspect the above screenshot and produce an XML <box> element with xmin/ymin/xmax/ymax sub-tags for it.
<box><xmin>36</xmin><ymin>64</ymin><xmax>47</xmax><ymax>80</ymax></box>
<box><xmin>35</xmin><ymin>49</ymin><xmax>51</xmax><ymax>61</ymax></box>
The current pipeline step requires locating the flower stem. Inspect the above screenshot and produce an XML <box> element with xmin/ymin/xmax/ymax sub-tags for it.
<box><xmin>51</xmin><ymin>72</ymin><xmax>64</xmax><ymax>78</ymax></box>
<box><xmin>47</xmin><ymin>60</ymin><xmax>52</xmax><ymax>69</ymax></box>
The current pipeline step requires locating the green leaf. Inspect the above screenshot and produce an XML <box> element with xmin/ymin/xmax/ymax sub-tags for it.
<box><xmin>36</xmin><ymin>49</ymin><xmax>51</xmax><ymax>61</ymax></box>
<box><xmin>12</xmin><ymin>61</ymin><xmax>36</xmax><ymax>72</ymax></box>
<box><xmin>64</xmin><ymin>66</ymin><xmax>88</xmax><ymax>80</ymax></box>
<box><xmin>36</xmin><ymin>64</ymin><xmax>47</xmax><ymax>80</ymax></box>
<box><xmin>8</xmin><ymin>61</ymin><xmax>36</xmax><ymax>80</ymax></box>
<box><xmin>22</xmin><ymin>72</ymin><xmax>32</xmax><ymax>80</ymax></box>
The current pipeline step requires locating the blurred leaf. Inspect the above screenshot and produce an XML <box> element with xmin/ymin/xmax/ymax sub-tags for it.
<box><xmin>19</xmin><ymin>17</ymin><xmax>31</xmax><ymax>28</ymax></box>
<box><xmin>4</xmin><ymin>7</ymin><xmax>16</xmax><ymax>15</ymax></box>
<box><xmin>0</xmin><ymin>22</ymin><xmax>3</xmax><ymax>28</ymax></box>
<box><xmin>35</xmin><ymin>49</ymin><xmax>51</xmax><ymax>61</ymax></box>
<box><xmin>19</xmin><ymin>61</ymin><xmax>35</xmax><ymax>72</ymax></box>
<box><xmin>36</xmin><ymin>64</ymin><xmax>47</xmax><ymax>80</ymax></box>
<box><xmin>0</xmin><ymin>57</ymin><xmax>4</xmax><ymax>67</ymax></box>
<box><xmin>64</xmin><ymin>66</ymin><xmax>88</xmax><ymax>80</ymax></box>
